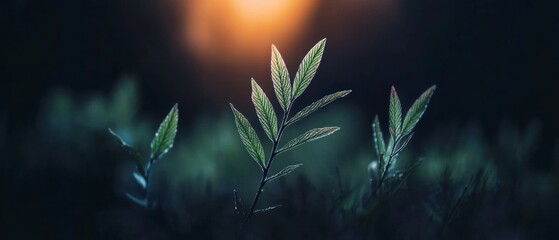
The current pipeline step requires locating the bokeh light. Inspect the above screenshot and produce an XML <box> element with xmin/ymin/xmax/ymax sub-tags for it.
<box><xmin>180</xmin><ymin>0</ymin><xmax>318</xmax><ymax>66</ymax></box>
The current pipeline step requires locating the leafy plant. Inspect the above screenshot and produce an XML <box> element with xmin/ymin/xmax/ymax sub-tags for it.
<box><xmin>109</xmin><ymin>104</ymin><xmax>179</xmax><ymax>208</ymax></box>
<box><xmin>230</xmin><ymin>38</ymin><xmax>351</xmax><ymax>225</ymax></box>
<box><xmin>369</xmin><ymin>85</ymin><xmax>436</xmax><ymax>196</ymax></box>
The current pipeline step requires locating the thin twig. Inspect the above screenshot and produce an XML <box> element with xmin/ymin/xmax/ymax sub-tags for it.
<box><xmin>254</xmin><ymin>204</ymin><xmax>283</xmax><ymax>214</ymax></box>
<box><xmin>439</xmin><ymin>176</ymin><xmax>474</xmax><ymax>236</ymax></box>
<box><xmin>392</xmin><ymin>159</ymin><xmax>423</xmax><ymax>197</ymax></box>
<box><xmin>335</xmin><ymin>166</ymin><xmax>344</xmax><ymax>197</ymax></box>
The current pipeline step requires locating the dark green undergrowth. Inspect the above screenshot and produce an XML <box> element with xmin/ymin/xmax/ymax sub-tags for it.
<box><xmin>5</xmin><ymin>59</ymin><xmax>559</xmax><ymax>240</ymax></box>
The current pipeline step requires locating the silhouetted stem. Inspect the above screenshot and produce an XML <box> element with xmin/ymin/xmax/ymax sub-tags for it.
<box><xmin>243</xmin><ymin>104</ymin><xmax>292</xmax><ymax>228</ymax></box>
<box><xmin>392</xmin><ymin>160</ymin><xmax>423</xmax><ymax>196</ymax></box>
<box><xmin>439</xmin><ymin>177</ymin><xmax>472</xmax><ymax>237</ymax></box>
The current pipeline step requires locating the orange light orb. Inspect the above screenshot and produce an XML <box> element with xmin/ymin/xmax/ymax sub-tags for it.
<box><xmin>181</xmin><ymin>0</ymin><xmax>318</xmax><ymax>65</ymax></box>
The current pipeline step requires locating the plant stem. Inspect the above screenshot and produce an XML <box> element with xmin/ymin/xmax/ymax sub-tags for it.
<box><xmin>142</xmin><ymin>159</ymin><xmax>154</xmax><ymax>207</ymax></box>
<box><xmin>378</xmin><ymin>136</ymin><xmax>402</xmax><ymax>194</ymax></box>
<box><xmin>391</xmin><ymin>160</ymin><xmax>423</xmax><ymax>196</ymax></box>
<box><xmin>243</xmin><ymin>104</ymin><xmax>292</xmax><ymax>227</ymax></box>
<box><xmin>439</xmin><ymin>177</ymin><xmax>473</xmax><ymax>237</ymax></box>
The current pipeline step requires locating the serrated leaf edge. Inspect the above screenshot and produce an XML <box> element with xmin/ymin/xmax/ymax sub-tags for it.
<box><xmin>287</xmin><ymin>90</ymin><xmax>351</xmax><ymax>126</ymax></box>
<box><xmin>251</xmin><ymin>79</ymin><xmax>278</xmax><ymax>141</ymax></box>
<box><xmin>292</xmin><ymin>38</ymin><xmax>327</xmax><ymax>99</ymax></box>
<box><xmin>277</xmin><ymin>127</ymin><xmax>339</xmax><ymax>154</ymax></box>
<box><xmin>230</xmin><ymin>104</ymin><xmax>266</xmax><ymax>170</ymax></box>
<box><xmin>150</xmin><ymin>104</ymin><xmax>179</xmax><ymax>160</ymax></box>
<box><xmin>271</xmin><ymin>45</ymin><xmax>292</xmax><ymax>111</ymax></box>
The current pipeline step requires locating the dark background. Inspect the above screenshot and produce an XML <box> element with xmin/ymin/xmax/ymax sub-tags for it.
<box><xmin>1</xmin><ymin>0</ymin><xmax>558</xmax><ymax>239</ymax></box>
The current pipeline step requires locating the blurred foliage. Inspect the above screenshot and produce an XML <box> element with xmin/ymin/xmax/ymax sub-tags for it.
<box><xmin>31</xmin><ymin>75</ymin><xmax>152</xmax><ymax>170</ymax></box>
<box><xmin>157</xmin><ymin>104</ymin><xmax>367</xmax><ymax>199</ymax></box>
<box><xmin>418</xmin><ymin>122</ymin><xmax>498</xmax><ymax>185</ymax></box>
<box><xmin>17</xmin><ymin>76</ymin><xmax>559</xmax><ymax>239</ymax></box>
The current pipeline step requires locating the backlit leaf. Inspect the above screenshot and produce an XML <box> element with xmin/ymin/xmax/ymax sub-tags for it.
<box><xmin>292</xmin><ymin>39</ymin><xmax>327</xmax><ymax>99</ymax></box>
<box><xmin>251</xmin><ymin>79</ymin><xmax>278</xmax><ymax>141</ymax></box>
<box><xmin>150</xmin><ymin>104</ymin><xmax>179</xmax><ymax>160</ymax></box>
<box><xmin>287</xmin><ymin>90</ymin><xmax>351</xmax><ymax>126</ymax></box>
<box><xmin>372</xmin><ymin>115</ymin><xmax>385</xmax><ymax>158</ymax></box>
<box><xmin>266</xmin><ymin>164</ymin><xmax>303</xmax><ymax>182</ymax></box>
<box><xmin>278</xmin><ymin>127</ymin><xmax>339</xmax><ymax>154</ymax></box>
<box><xmin>271</xmin><ymin>45</ymin><xmax>292</xmax><ymax>111</ymax></box>
<box><xmin>401</xmin><ymin>85</ymin><xmax>436</xmax><ymax>136</ymax></box>
<box><xmin>230</xmin><ymin>104</ymin><xmax>266</xmax><ymax>170</ymax></box>
<box><xmin>389</xmin><ymin>86</ymin><xmax>402</xmax><ymax>137</ymax></box>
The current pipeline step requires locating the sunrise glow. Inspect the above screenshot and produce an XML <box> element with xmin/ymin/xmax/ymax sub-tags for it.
<box><xmin>181</xmin><ymin>0</ymin><xmax>318</xmax><ymax>65</ymax></box>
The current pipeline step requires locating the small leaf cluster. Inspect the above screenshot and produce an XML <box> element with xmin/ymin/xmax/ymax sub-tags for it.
<box><xmin>110</xmin><ymin>104</ymin><xmax>179</xmax><ymax>208</ymax></box>
<box><xmin>230</xmin><ymin>39</ymin><xmax>351</xmax><ymax>218</ymax></box>
<box><xmin>370</xmin><ymin>86</ymin><xmax>436</xmax><ymax>195</ymax></box>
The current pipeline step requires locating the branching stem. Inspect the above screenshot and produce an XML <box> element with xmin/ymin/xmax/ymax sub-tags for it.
<box><xmin>243</xmin><ymin>103</ymin><xmax>293</xmax><ymax>228</ymax></box>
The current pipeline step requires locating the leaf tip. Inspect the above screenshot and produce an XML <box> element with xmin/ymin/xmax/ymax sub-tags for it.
<box><xmin>251</xmin><ymin>78</ymin><xmax>261</xmax><ymax>92</ymax></box>
<box><xmin>229</xmin><ymin>103</ymin><xmax>236</xmax><ymax>112</ymax></box>
<box><xmin>172</xmin><ymin>103</ymin><xmax>179</xmax><ymax>117</ymax></box>
<box><xmin>329</xmin><ymin>127</ymin><xmax>341</xmax><ymax>134</ymax></box>
<box><xmin>428</xmin><ymin>85</ymin><xmax>437</xmax><ymax>95</ymax></box>
<box><xmin>390</xmin><ymin>86</ymin><xmax>398</xmax><ymax>97</ymax></box>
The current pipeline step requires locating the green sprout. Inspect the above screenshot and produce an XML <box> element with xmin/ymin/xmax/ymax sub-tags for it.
<box><xmin>230</xmin><ymin>39</ymin><xmax>351</xmax><ymax>225</ymax></box>
<box><xmin>109</xmin><ymin>104</ymin><xmax>179</xmax><ymax>208</ymax></box>
<box><xmin>370</xmin><ymin>85</ymin><xmax>436</xmax><ymax>196</ymax></box>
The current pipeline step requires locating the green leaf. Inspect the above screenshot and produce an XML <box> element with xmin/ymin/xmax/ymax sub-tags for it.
<box><xmin>271</xmin><ymin>45</ymin><xmax>292</xmax><ymax>111</ymax></box>
<box><xmin>251</xmin><ymin>79</ymin><xmax>278</xmax><ymax>141</ymax></box>
<box><xmin>389</xmin><ymin>86</ymin><xmax>402</xmax><ymax>138</ymax></box>
<box><xmin>266</xmin><ymin>164</ymin><xmax>303</xmax><ymax>182</ymax></box>
<box><xmin>277</xmin><ymin>127</ymin><xmax>339</xmax><ymax>154</ymax></box>
<box><xmin>401</xmin><ymin>85</ymin><xmax>436</xmax><ymax>136</ymax></box>
<box><xmin>286</xmin><ymin>90</ymin><xmax>351</xmax><ymax>126</ymax></box>
<box><xmin>109</xmin><ymin>128</ymin><xmax>146</xmax><ymax>170</ymax></box>
<box><xmin>150</xmin><ymin>104</ymin><xmax>179</xmax><ymax>160</ymax></box>
<box><xmin>230</xmin><ymin>104</ymin><xmax>266</xmax><ymax>170</ymax></box>
<box><xmin>292</xmin><ymin>38</ymin><xmax>327</xmax><ymax>99</ymax></box>
<box><xmin>372</xmin><ymin>115</ymin><xmax>385</xmax><ymax>158</ymax></box>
